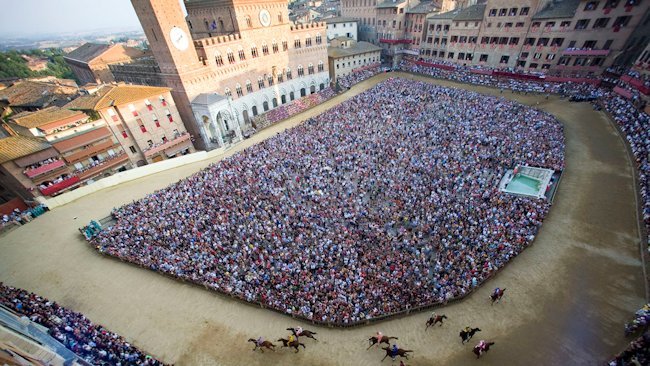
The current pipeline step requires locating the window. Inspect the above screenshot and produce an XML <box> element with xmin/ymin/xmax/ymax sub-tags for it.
<box><xmin>534</xmin><ymin>52</ymin><xmax>542</xmax><ymax>59</ymax></box>
<box><xmin>509</xmin><ymin>37</ymin><xmax>520</xmax><ymax>45</ymax></box>
<box><xmin>286</xmin><ymin>68</ymin><xmax>292</xmax><ymax>80</ymax></box>
<box><xmin>277</xmin><ymin>73</ymin><xmax>283</xmax><ymax>83</ymax></box>
<box><xmin>537</xmin><ymin>38</ymin><xmax>549</xmax><ymax>46</ymax></box>
<box><xmin>545</xmin><ymin>21</ymin><xmax>556</xmax><ymax>28</ymax></box>
<box><xmin>294</xmin><ymin>38</ymin><xmax>301</xmax><ymax>48</ymax></box>
<box><xmin>227</xmin><ymin>51</ymin><xmax>235</xmax><ymax>63</ymax></box>
<box><xmin>558</xmin><ymin>56</ymin><xmax>570</xmax><ymax>65</ymax></box>
<box><xmin>605</xmin><ymin>0</ymin><xmax>619</xmax><ymax>8</ymax></box>
<box><xmin>613</xmin><ymin>16</ymin><xmax>632</xmax><ymax>27</ymax></box>
<box><xmin>520</xmin><ymin>52</ymin><xmax>529</xmax><ymax>59</ymax></box>
<box><xmin>246</xmin><ymin>80</ymin><xmax>253</xmax><ymax>93</ymax></box>
<box><xmin>575</xmin><ymin>19</ymin><xmax>590</xmax><ymax>29</ymax></box>
<box><xmin>316</xmin><ymin>34</ymin><xmax>322</xmax><ymax>45</ymax></box>
<box><xmin>236</xmin><ymin>84</ymin><xmax>243</xmax><ymax>97</ymax></box>
<box><xmin>499</xmin><ymin>8</ymin><xmax>507</xmax><ymax>16</ymax></box>
<box><xmin>505</xmin><ymin>22</ymin><xmax>513</xmax><ymax>28</ymax></box>
<box><xmin>524</xmin><ymin>38</ymin><xmax>535</xmax><ymax>46</ymax></box>
<box><xmin>153</xmin><ymin>115</ymin><xmax>160</xmax><ymax>127</ymax></box>
<box><xmin>298</xmin><ymin>65</ymin><xmax>304</xmax><ymax>77</ymax></box>
<box><xmin>583</xmin><ymin>40</ymin><xmax>597</xmax><ymax>48</ymax></box>
<box><xmin>560</xmin><ymin>21</ymin><xmax>571</xmax><ymax>28</ymax></box>
<box><xmin>542</xmin><ymin>64</ymin><xmax>551</xmax><ymax>70</ymax></box>
<box><xmin>215</xmin><ymin>52</ymin><xmax>224</xmax><ymax>66</ymax></box>
<box><xmin>117</xmin><ymin>123</ymin><xmax>127</xmax><ymax>138</ymax></box>
<box><xmin>305</xmin><ymin>37</ymin><xmax>312</xmax><ymax>47</ymax></box>
<box><xmin>145</xmin><ymin>99</ymin><xmax>152</xmax><ymax>111</ymax></box>
<box><xmin>480</xmin><ymin>54</ymin><xmax>488</xmax><ymax>62</ymax></box>
<box><xmin>516</xmin><ymin>22</ymin><xmax>525</xmax><ymax>27</ymax></box>
<box><xmin>500</xmin><ymin>55</ymin><xmax>510</xmax><ymax>64</ymax></box>
<box><xmin>139</xmin><ymin>121</ymin><xmax>147</xmax><ymax>133</ymax></box>
<box><xmin>278</xmin><ymin>12</ymin><xmax>283</xmax><ymax>23</ymax></box>
<box><xmin>489</xmin><ymin>8</ymin><xmax>497</xmax><ymax>16</ymax></box>
<box><xmin>238</xmin><ymin>48</ymin><xmax>246</xmax><ymax>60</ymax></box>
<box><xmin>509</xmin><ymin>8</ymin><xmax>518</xmax><ymax>16</ymax></box>
<box><xmin>318</xmin><ymin>61</ymin><xmax>324</xmax><ymax>72</ymax></box>
<box><xmin>282</xmin><ymin>41</ymin><xmax>288</xmax><ymax>51</ymax></box>
<box><xmin>308</xmin><ymin>64</ymin><xmax>314</xmax><ymax>74</ymax></box>
<box><xmin>272</xmin><ymin>41</ymin><xmax>279</xmax><ymax>53</ymax></box>
<box><xmin>251</xmin><ymin>46</ymin><xmax>259</xmax><ymax>58</ymax></box>
<box><xmin>165</xmin><ymin>109</ymin><xmax>173</xmax><ymax>122</ymax></box>
<box><xmin>529</xmin><ymin>63</ymin><xmax>538</xmax><ymax>69</ymax></box>
<box><xmin>108</xmin><ymin>108</ymin><xmax>118</xmax><ymax>122</ymax></box>
<box><xmin>147</xmin><ymin>139</ymin><xmax>153</xmax><ymax>147</ymax></box>
<box><xmin>129</xmin><ymin>104</ymin><xmax>138</xmax><ymax>117</ymax></box>
<box><xmin>584</xmin><ymin>1</ymin><xmax>599</xmax><ymax>10</ymax></box>
<box><xmin>551</xmin><ymin>38</ymin><xmax>564</xmax><ymax>47</ymax></box>
<box><xmin>258</xmin><ymin>77</ymin><xmax>265</xmax><ymax>89</ymax></box>
<box><xmin>546</xmin><ymin>53</ymin><xmax>556</xmax><ymax>60</ymax></box>
<box><xmin>225</xmin><ymin>88</ymin><xmax>232</xmax><ymax>97</ymax></box>
<box><xmin>603</xmin><ymin>39</ymin><xmax>613</xmax><ymax>49</ymax></box>
<box><xmin>520</xmin><ymin>7</ymin><xmax>529</xmax><ymax>15</ymax></box>
<box><xmin>568</xmin><ymin>40</ymin><xmax>576</xmax><ymax>48</ymax></box>
<box><xmin>267</xmin><ymin>75</ymin><xmax>274</xmax><ymax>86</ymax></box>
<box><xmin>262</xmin><ymin>43</ymin><xmax>269</xmax><ymax>55</ymax></box>
<box><xmin>593</xmin><ymin>17</ymin><xmax>610</xmax><ymax>28</ymax></box>
<box><xmin>447</xmin><ymin>52</ymin><xmax>454</xmax><ymax>59</ymax></box>
<box><xmin>246</xmin><ymin>16</ymin><xmax>252</xmax><ymax>27</ymax></box>
<box><xmin>129</xmin><ymin>146</ymin><xmax>137</xmax><ymax>154</ymax></box>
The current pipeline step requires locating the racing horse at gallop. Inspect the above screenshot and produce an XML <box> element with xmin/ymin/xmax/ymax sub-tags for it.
<box><xmin>473</xmin><ymin>340</ymin><xmax>495</xmax><ymax>358</ymax></box>
<box><xmin>367</xmin><ymin>335</ymin><xmax>399</xmax><ymax>349</ymax></box>
<box><xmin>490</xmin><ymin>288</ymin><xmax>506</xmax><ymax>305</ymax></box>
<box><xmin>425</xmin><ymin>313</ymin><xmax>448</xmax><ymax>330</ymax></box>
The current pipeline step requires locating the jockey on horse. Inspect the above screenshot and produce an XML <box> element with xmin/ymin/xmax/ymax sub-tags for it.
<box><xmin>256</xmin><ymin>336</ymin><xmax>265</xmax><ymax>347</ymax></box>
<box><xmin>391</xmin><ymin>343</ymin><xmax>399</xmax><ymax>358</ymax></box>
<box><xmin>477</xmin><ymin>340</ymin><xmax>487</xmax><ymax>351</ymax></box>
<box><xmin>493</xmin><ymin>287</ymin><xmax>501</xmax><ymax>297</ymax></box>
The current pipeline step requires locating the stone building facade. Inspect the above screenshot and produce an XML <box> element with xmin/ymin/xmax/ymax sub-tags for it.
<box><xmin>130</xmin><ymin>0</ymin><xmax>330</xmax><ymax>151</ymax></box>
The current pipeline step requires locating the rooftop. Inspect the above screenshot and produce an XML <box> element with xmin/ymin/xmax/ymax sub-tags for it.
<box><xmin>95</xmin><ymin>85</ymin><xmax>171</xmax><ymax>110</ymax></box>
<box><xmin>64</xmin><ymin>43</ymin><xmax>113</xmax><ymax>63</ymax></box>
<box><xmin>453</xmin><ymin>4</ymin><xmax>486</xmax><ymax>21</ymax></box>
<box><xmin>0</xmin><ymin>80</ymin><xmax>77</xmax><ymax>108</ymax></box>
<box><xmin>325</xmin><ymin>16</ymin><xmax>358</xmax><ymax>24</ymax></box>
<box><xmin>63</xmin><ymin>87</ymin><xmax>111</xmax><ymax>111</ymax></box>
<box><xmin>427</xmin><ymin>8</ymin><xmax>461</xmax><ymax>20</ymax></box>
<box><xmin>406</xmin><ymin>1</ymin><xmax>438</xmax><ymax>14</ymax></box>
<box><xmin>377</xmin><ymin>0</ymin><xmax>406</xmax><ymax>8</ymax></box>
<box><xmin>0</xmin><ymin>136</ymin><xmax>52</xmax><ymax>164</ymax></box>
<box><xmin>11</xmin><ymin>107</ymin><xmax>86</xmax><ymax>129</ymax></box>
<box><xmin>532</xmin><ymin>0</ymin><xmax>581</xmax><ymax>19</ymax></box>
<box><xmin>328</xmin><ymin>41</ymin><xmax>382</xmax><ymax>58</ymax></box>
<box><xmin>191</xmin><ymin>93</ymin><xmax>227</xmax><ymax>106</ymax></box>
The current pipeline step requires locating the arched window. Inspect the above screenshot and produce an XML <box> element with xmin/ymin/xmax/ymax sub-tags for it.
<box><xmin>286</xmin><ymin>67</ymin><xmax>293</xmax><ymax>79</ymax></box>
<box><xmin>297</xmin><ymin>65</ymin><xmax>304</xmax><ymax>77</ymax></box>
<box><xmin>272</xmin><ymin>40</ymin><xmax>279</xmax><ymax>53</ymax></box>
<box><xmin>308</xmin><ymin>63</ymin><xmax>314</xmax><ymax>75</ymax></box>
<box><xmin>238</xmin><ymin>46</ymin><xmax>246</xmax><ymax>60</ymax></box>
<box><xmin>215</xmin><ymin>51</ymin><xmax>224</xmax><ymax>66</ymax></box>
<box><xmin>318</xmin><ymin>60</ymin><xmax>324</xmax><ymax>72</ymax></box>
<box><xmin>236</xmin><ymin>84</ymin><xmax>243</xmax><ymax>97</ymax></box>
<box><xmin>246</xmin><ymin>80</ymin><xmax>253</xmax><ymax>93</ymax></box>
<box><xmin>294</xmin><ymin>37</ymin><xmax>301</xmax><ymax>48</ymax></box>
<box><xmin>305</xmin><ymin>36</ymin><xmax>312</xmax><ymax>47</ymax></box>
<box><xmin>226</xmin><ymin>49</ymin><xmax>235</xmax><ymax>64</ymax></box>
<box><xmin>262</xmin><ymin>42</ymin><xmax>269</xmax><ymax>56</ymax></box>
<box><xmin>282</xmin><ymin>40</ymin><xmax>288</xmax><ymax>51</ymax></box>
<box><xmin>258</xmin><ymin>76</ymin><xmax>265</xmax><ymax>89</ymax></box>
<box><xmin>278</xmin><ymin>13</ymin><xmax>283</xmax><ymax>23</ymax></box>
<box><xmin>267</xmin><ymin>74</ymin><xmax>274</xmax><ymax>86</ymax></box>
<box><xmin>251</xmin><ymin>45</ymin><xmax>259</xmax><ymax>58</ymax></box>
<box><xmin>277</xmin><ymin>70</ymin><xmax>284</xmax><ymax>82</ymax></box>
<box><xmin>245</xmin><ymin>16</ymin><xmax>252</xmax><ymax>28</ymax></box>
<box><xmin>315</xmin><ymin>33</ymin><xmax>322</xmax><ymax>45</ymax></box>
<box><xmin>224</xmin><ymin>87</ymin><xmax>232</xmax><ymax>97</ymax></box>
<box><xmin>219</xmin><ymin>19</ymin><xmax>224</xmax><ymax>30</ymax></box>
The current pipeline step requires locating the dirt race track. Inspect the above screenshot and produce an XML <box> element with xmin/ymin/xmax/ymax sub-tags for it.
<box><xmin>0</xmin><ymin>73</ymin><xmax>646</xmax><ymax>365</ymax></box>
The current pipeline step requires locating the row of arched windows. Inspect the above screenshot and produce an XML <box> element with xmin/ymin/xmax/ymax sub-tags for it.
<box><xmin>221</xmin><ymin>62</ymin><xmax>326</xmax><ymax>99</ymax></box>
<box><xmin>213</xmin><ymin>36</ymin><xmax>322</xmax><ymax>66</ymax></box>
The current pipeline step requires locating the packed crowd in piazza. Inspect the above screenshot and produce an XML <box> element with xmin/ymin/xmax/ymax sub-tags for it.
<box><xmin>92</xmin><ymin>78</ymin><xmax>564</xmax><ymax>324</ymax></box>
<box><xmin>0</xmin><ymin>282</ymin><xmax>166</xmax><ymax>365</ymax></box>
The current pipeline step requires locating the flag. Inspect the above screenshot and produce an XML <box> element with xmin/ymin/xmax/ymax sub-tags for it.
<box><xmin>211</xmin><ymin>20</ymin><xmax>217</xmax><ymax>30</ymax></box>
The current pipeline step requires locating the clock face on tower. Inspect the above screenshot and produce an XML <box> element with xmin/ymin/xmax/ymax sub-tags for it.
<box><xmin>170</xmin><ymin>26</ymin><xmax>189</xmax><ymax>51</ymax></box>
<box><xmin>259</xmin><ymin>9</ymin><xmax>271</xmax><ymax>27</ymax></box>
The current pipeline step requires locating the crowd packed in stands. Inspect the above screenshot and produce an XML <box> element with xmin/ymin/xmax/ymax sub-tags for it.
<box><xmin>625</xmin><ymin>304</ymin><xmax>650</xmax><ymax>335</ymax></box>
<box><xmin>250</xmin><ymin>88</ymin><xmax>336</xmax><ymax>130</ymax></box>
<box><xmin>1</xmin><ymin>204</ymin><xmax>48</xmax><ymax>231</ymax></box>
<box><xmin>338</xmin><ymin>66</ymin><xmax>385</xmax><ymax>89</ymax></box>
<box><xmin>610</xmin><ymin>304</ymin><xmax>650</xmax><ymax>366</ymax></box>
<box><xmin>0</xmin><ymin>283</ymin><xmax>166</xmax><ymax>365</ymax></box>
<box><xmin>22</xmin><ymin>157</ymin><xmax>61</xmax><ymax>175</ymax></box>
<box><xmin>92</xmin><ymin>78</ymin><xmax>563</xmax><ymax>324</ymax></box>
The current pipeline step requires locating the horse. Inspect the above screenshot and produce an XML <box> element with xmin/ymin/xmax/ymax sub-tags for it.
<box><xmin>381</xmin><ymin>346</ymin><xmax>413</xmax><ymax>361</ymax></box>
<box><xmin>473</xmin><ymin>341</ymin><xmax>495</xmax><ymax>359</ymax></box>
<box><xmin>287</xmin><ymin>327</ymin><xmax>318</xmax><ymax>341</ymax></box>
<box><xmin>425</xmin><ymin>314</ymin><xmax>448</xmax><ymax>330</ymax></box>
<box><xmin>277</xmin><ymin>337</ymin><xmax>306</xmax><ymax>353</ymax></box>
<box><xmin>367</xmin><ymin>335</ymin><xmax>399</xmax><ymax>350</ymax></box>
<box><xmin>247</xmin><ymin>338</ymin><xmax>275</xmax><ymax>352</ymax></box>
<box><xmin>459</xmin><ymin>328</ymin><xmax>481</xmax><ymax>344</ymax></box>
<box><xmin>490</xmin><ymin>288</ymin><xmax>506</xmax><ymax>305</ymax></box>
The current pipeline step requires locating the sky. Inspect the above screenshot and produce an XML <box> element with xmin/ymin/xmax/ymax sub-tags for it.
<box><xmin>0</xmin><ymin>0</ymin><xmax>184</xmax><ymax>38</ymax></box>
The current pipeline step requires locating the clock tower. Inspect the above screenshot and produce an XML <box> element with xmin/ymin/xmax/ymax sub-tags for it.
<box><xmin>130</xmin><ymin>0</ymin><xmax>213</xmax><ymax>150</ymax></box>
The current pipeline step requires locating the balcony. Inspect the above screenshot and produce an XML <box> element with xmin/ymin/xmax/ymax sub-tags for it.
<box><xmin>379</xmin><ymin>39</ymin><xmax>412</xmax><ymax>44</ymax></box>
<box><xmin>64</xmin><ymin>140</ymin><xmax>118</xmax><ymax>164</ymax></box>
<box><xmin>562</xmin><ymin>48</ymin><xmax>610</xmax><ymax>56</ymax></box>
<box><xmin>143</xmin><ymin>132</ymin><xmax>191</xmax><ymax>158</ymax></box>
<box><xmin>24</xmin><ymin>160</ymin><xmax>66</xmax><ymax>179</ymax></box>
<box><xmin>76</xmin><ymin>153</ymin><xmax>129</xmax><ymax>181</ymax></box>
<box><xmin>39</xmin><ymin>176</ymin><xmax>80</xmax><ymax>196</ymax></box>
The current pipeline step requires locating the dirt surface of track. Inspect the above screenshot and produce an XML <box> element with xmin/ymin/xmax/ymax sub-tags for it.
<box><xmin>0</xmin><ymin>72</ymin><xmax>645</xmax><ymax>365</ymax></box>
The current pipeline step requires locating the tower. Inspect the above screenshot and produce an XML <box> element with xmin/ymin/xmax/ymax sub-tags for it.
<box><xmin>131</xmin><ymin>0</ymin><xmax>213</xmax><ymax>150</ymax></box>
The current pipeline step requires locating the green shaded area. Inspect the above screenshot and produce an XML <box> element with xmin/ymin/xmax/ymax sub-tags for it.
<box><xmin>506</xmin><ymin>173</ymin><xmax>542</xmax><ymax>196</ymax></box>
<box><xmin>0</xmin><ymin>49</ymin><xmax>76</xmax><ymax>81</ymax></box>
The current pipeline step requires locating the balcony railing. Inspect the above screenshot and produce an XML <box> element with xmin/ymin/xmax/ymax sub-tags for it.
<box><xmin>40</xmin><ymin>176</ymin><xmax>80</xmax><ymax>196</ymax></box>
<box><xmin>562</xmin><ymin>48</ymin><xmax>610</xmax><ymax>56</ymax></box>
<box><xmin>76</xmin><ymin>153</ymin><xmax>129</xmax><ymax>181</ymax></box>
<box><xmin>143</xmin><ymin>132</ymin><xmax>191</xmax><ymax>158</ymax></box>
<box><xmin>24</xmin><ymin>160</ymin><xmax>66</xmax><ymax>179</ymax></box>
<box><xmin>64</xmin><ymin>140</ymin><xmax>117</xmax><ymax>164</ymax></box>
<box><xmin>379</xmin><ymin>39</ymin><xmax>412</xmax><ymax>44</ymax></box>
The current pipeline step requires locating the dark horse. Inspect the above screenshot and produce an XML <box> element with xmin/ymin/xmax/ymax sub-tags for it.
<box><xmin>425</xmin><ymin>314</ymin><xmax>448</xmax><ymax>330</ymax></box>
<box><xmin>459</xmin><ymin>328</ymin><xmax>481</xmax><ymax>344</ymax></box>
<box><xmin>381</xmin><ymin>346</ymin><xmax>413</xmax><ymax>361</ymax></box>
<box><xmin>367</xmin><ymin>335</ymin><xmax>399</xmax><ymax>350</ymax></box>
<box><xmin>287</xmin><ymin>327</ymin><xmax>319</xmax><ymax>341</ymax></box>
<box><xmin>247</xmin><ymin>338</ymin><xmax>275</xmax><ymax>352</ymax></box>
<box><xmin>277</xmin><ymin>337</ymin><xmax>306</xmax><ymax>353</ymax></box>
<box><xmin>490</xmin><ymin>288</ymin><xmax>506</xmax><ymax>305</ymax></box>
<box><xmin>473</xmin><ymin>341</ymin><xmax>495</xmax><ymax>359</ymax></box>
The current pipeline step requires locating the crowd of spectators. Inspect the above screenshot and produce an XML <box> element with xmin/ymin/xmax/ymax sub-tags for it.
<box><xmin>338</xmin><ymin>66</ymin><xmax>385</xmax><ymax>89</ymax></box>
<box><xmin>610</xmin><ymin>304</ymin><xmax>650</xmax><ymax>366</ymax></box>
<box><xmin>92</xmin><ymin>78</ymin><xmax>564</xmax><ymax>324</ymax></box>
<box><xmin>251</xmin><ymin>88</ymin><xmax>336</xmax><ymax>130</ymax></box>
<box><xmin>0</xmin><ymin>282</ymin><xmax>166</xmax><ymax>365</ymax></box>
